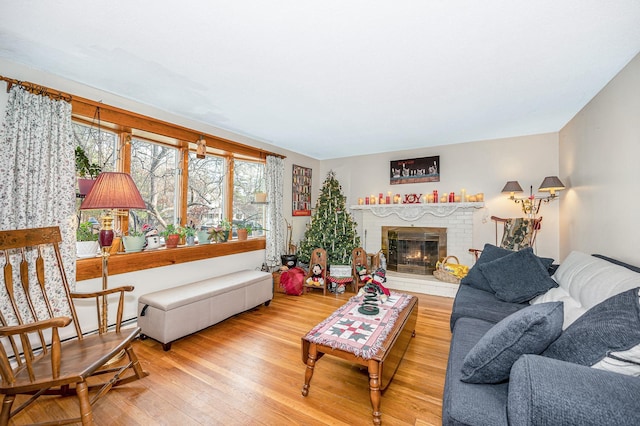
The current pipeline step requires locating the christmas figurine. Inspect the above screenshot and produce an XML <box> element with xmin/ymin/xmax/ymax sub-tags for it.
<box><xmin>306</xmin><ymin>264</ymin><xmax>325</xmax><ymax>287</ymax></box>
<box><xmin>356</xmin><ymin>265</ymin><xmax>372</xmax><ymax>285</ymax></box>
<box><xmin>371</xmin><ymin>268</ymin><xmax>391</xmax><ymax>298</ymax></box>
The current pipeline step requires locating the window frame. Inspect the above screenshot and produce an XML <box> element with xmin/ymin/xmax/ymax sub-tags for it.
<box><xmin>72</xmin><ymin>97</ymin><xmax>281</xmax><ymax>281</ymax></box>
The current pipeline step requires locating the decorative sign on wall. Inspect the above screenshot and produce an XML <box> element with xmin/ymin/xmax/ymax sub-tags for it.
<box><xmin>292</xmin><ymin>164</ymin><xmax>312</xmax><ymax>216</ymax></box>
<box><xmin>390</xmin><ymin>155</ymin><xmax>440</xmax><ymax>185</ymax></box>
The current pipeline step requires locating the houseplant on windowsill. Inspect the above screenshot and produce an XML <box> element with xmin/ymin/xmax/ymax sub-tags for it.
<box><xmin>208</xmin><ymin>226</ymin><xmax>226</xmax><ymax>243</ymax></box>
<box><xmin>75</xmin><ymin>146</ymin><xmax>102</xmax><ymax>196</ymax></box>
<box><xmin>161</xmin><ymin>224</ymin><xmax>182</xmax><ymax>249</ymax></box>
<box><xmin>122</xmin><ymin>229</ymin><xmax>146</xmax><ymax>253</ymax></box>
<box><xmin>183</xmin><ymin>225</ymin><xmax>197</xmax><ymax>246</ymax></box>
<box><xmin>76</xmin><ymin>220</ymin><xmax>99</xmax><ymax>258</ymax></box>
<box><xmin>236</xmin><ymin>222</ymin><xmax>251</xmax><ymax>241</ymax></box>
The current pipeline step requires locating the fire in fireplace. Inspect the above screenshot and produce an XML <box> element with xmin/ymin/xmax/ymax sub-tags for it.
<box><xmin>382</xmin><ymin>226</ymin><xmax>447</xmax><ymax>275</ymax></box>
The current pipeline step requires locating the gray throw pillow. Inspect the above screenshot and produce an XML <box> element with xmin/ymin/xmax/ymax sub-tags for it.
<box><xmin>461</xmin><ymin>302</ymin><xmax>564</xmax><ymax>384</ymax></box>
<box><xmin>461</xmin><ymin>244</ymin><xmax>553</xmax><ymax>293</ymax></box>
<box><xmin>543</xmin><ymin>287</ymin><xmax>640</xmax><ymax>366</ymax></box>
<box><xmin>479</xmin><ymin>247</ymin><xmax>558</xmax><ymax>303</ymax></box>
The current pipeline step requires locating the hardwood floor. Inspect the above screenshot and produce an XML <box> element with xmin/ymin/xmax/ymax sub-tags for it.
<box><xmin>10</xmin><ymin>291</ymin><xmax>454</xmax><ymax>426</ymax></box>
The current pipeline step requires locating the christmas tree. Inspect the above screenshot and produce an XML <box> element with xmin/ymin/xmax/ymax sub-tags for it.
<box><xmin>298</xmin><ymin>171</ymin><xmax>361</xmax><ymax>266</ymax></box>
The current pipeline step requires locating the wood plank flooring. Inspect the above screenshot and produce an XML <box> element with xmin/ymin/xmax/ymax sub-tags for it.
<box><xmin>10</xmin><ymin>290</ymin><xmax>454</xmax><ymax>426</ymax></box>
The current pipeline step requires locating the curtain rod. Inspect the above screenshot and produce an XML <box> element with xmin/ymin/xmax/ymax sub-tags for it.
<box><xmin>0</xmin><ymin>75</ymin><xmax>72</xmax><ymax>102</ymax></box>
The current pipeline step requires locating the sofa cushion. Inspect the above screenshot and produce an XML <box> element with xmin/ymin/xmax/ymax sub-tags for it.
<box><xmin>480</xmin><ymin>248</ymin><xmax>558</xmax><ymax>303</ymax></box>
<box><xmin>543</xmin><ymin>288</ymin><xmax>640</xmax><ymax>372</ymax></box>
<box><xmin>531</xmin><ymin>251</ymin><xmax>640</xmax><ymax>327</ymax></box>
<box><xmin>460</xmin><ymin>302</ymin><xmax>563</xmax><ymax>384</ymax></box>
<box><xmin>450</xmin><ymin>284</ymin><xmax>528</xmax><ymax>330</ymax></box>
<box><xmin>509</xmin><ymin>354</ymin><xmax>640</xmax><ymax>426</ymax></box>
<box><xmin>443</xmin><ymin>317</ymin><xmax>509</xmax><ymax>426</ymax></box>
<box><xmin>462</xmin><ymin>244</ymin><xmax>553</xmax><ymax>293</ymax></box>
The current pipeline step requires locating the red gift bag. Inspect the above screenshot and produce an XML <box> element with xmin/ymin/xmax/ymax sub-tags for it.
<box><xmin>280</xmin><ymin>267</ymin><xmax>305</xmax><ymax>296</ymax></box>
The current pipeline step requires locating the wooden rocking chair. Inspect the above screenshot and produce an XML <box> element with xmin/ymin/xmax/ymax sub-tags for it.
<box><xmin>351</xmin><ymin>247</ymin><xmax>369</xmax><ymax>293</ymax></box>
<box><xmin>0</xmin><ymin>227</ymin><xmax>148</xmax><ymax>425</ymax></box>
<box><xmin>303</xmin><ymin>248</ymin><xmax>327</xmax><ymax>295</ymax></box>
<box><xmin>469</xmin><ymin>216</ymin><xmax>542</xmax><ymax>261</ymax></box>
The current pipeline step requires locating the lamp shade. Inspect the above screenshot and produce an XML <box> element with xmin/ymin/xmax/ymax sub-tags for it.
<box><xmin>538</xmin><ymin>176</ymin><xmax>566</xmax><ymax>193</ymax></box>
<box><xmin>501</xmin><ymin>181</ymin><xmax>523</xmax><ymax>193</ymax></box>
<box><xmin>80</xmin><ymin>172</ymin><xmax>146</xmax><ymax>210</ymax></box>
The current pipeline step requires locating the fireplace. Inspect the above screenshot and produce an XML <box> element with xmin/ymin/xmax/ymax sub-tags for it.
<box><xmin>382</xmin><ymin>226</ymin><xmax>447</xmax><ymax>275</ymax></box>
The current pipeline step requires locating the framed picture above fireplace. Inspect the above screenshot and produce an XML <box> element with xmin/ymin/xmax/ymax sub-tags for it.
<box><xmin>390</xmin><ymin>155</ymin><xmax>440</xmax><ymax>185</ymax></box>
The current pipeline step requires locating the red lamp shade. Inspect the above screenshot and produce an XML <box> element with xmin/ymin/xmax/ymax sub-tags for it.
<box><xmin>80</xmin><ymin>172</ymin><xmax>145</xmax><ymax>248</ymax></box>
<box><xmin>80</xmin><ymin>172</ymin><xmax>146</xmax><ymax>210</ymax></box>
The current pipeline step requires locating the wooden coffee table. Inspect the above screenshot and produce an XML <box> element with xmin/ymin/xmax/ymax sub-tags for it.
<box><xmin>301</xmin><ymin>293</ymin><xmax>418</xmax><ymax>425</ymax></box>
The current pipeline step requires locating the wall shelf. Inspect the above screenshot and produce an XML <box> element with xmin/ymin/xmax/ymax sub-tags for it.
<box><xmin>350</xmin><ymin>202</ymin><xmax>484</xmax><ymax>221</ymax></box>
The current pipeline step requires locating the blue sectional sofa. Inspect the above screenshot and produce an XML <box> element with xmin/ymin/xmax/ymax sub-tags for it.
<box><xmin>442</xmin><ymin>246</ymin><xmax>640</xmax><ymax>426</ymax></box>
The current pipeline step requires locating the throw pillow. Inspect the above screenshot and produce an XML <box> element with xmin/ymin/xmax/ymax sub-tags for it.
<box><xmin>461</xmin><ymin>244</ymin><xmax>554</xmax><ymax>293</ymax></box>
<box><xmin>542</xmin><ymin>287</ymin><xmax>640</xmax><ymax>371</ymax></box>
<box><xmin>460</xmin><ymin>302</ymin><xmax>564</xmax><ymax>384</ymax></box>
<box><xmin>479</xmin><ymin>247</ymin><xmax>558</xmax><ymax>303</ymax></box>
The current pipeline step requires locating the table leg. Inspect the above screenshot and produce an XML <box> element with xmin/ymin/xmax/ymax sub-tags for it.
<box><xmin>301</xmin><ymin>343</ymin><xmax>318</xmax><ymax>397</ymax></box>
<box><xmin>368</xmin><ymin>360</ymin><xmax>382</xmax><ymax>425</ymax></box>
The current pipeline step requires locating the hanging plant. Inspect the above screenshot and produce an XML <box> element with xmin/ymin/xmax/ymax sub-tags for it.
<box><xmin>75</xmin><ymin>146</ymin><xmax>102</xmax><ymax>179</ymax></box>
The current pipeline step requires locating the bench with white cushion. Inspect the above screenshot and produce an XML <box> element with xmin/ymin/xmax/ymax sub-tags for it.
<box><xmin>137</xmin><ymin>270</ymin><xmax>272</xmax><ymax>350</ymax></box>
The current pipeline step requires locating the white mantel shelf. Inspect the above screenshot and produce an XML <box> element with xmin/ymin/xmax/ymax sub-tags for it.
<box><xmin>350</xmin><ymin>202</ymin><xmax>484</xmax><ymax>221</ymax></box>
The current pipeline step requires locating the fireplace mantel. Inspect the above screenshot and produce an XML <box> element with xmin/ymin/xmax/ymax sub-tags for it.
<box><xmin>350</xmin><ymin>202</ymin><xmax>484</xmax><ymax>221</ymax></box>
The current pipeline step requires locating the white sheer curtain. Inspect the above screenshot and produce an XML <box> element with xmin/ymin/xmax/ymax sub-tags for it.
<box><xmin>0</xmin><ymin>85</ymin><xmax>76</xmax><ymax>321</ymax></box>
<box><xmin>265</xmin><ymin>155</ymin><xmax>285</xmax><ymax>268</ymax></box>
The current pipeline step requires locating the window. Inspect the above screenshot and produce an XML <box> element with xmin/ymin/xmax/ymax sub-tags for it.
<box><xmin>186</xmin><ymin>152</ymin><xmax>225</xmax><ymax>230</ymax></box>
<box><xmin>233</xmin><ymin>159</ymin><xmax>266</xmax><ymax>236</ymax></box>
<box><xmin>73</xmin><ymin>122</ymin><xmax>118</xmax><ymax>226</ymax></box>
<box><xmin>129</xmin><ymin>138</ymin><xmax>179</xmax><ymax>234</ymax></box>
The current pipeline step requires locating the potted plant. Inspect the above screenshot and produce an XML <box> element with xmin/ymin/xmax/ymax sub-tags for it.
<box><xmin>76</xmin><ymin>221</ymin><xmax>99</xmax><ymax>258</ymax></box>
<box><xmin>207</xmin><ymin>227</ymin><xmax>226</xmax><ymax>243</ymax></box>
<box><xmin>75</xmin><ymin>146</ymin><xmax>102</xmax><ymax>196</ymax></box>
<box><xmin>197</xmin><ymin>227</ymin><xmax>211</xmax><ymax>245</ymax></box>
<box><xmin>219</xmin><ymin>218</ymin><xmax>232</xmax><ymax>241</ymax></box>
<box><xmin>183</xmin><ymin>225</ymin><xmax>197</xmax><ymax>246</ymax></box>
<box><xmin>122</xmin><ymin>229</ymin><xmax>146</xmax><ymax>253</ymax></box>
<box><xmin>161</xmin><ymin>224</ymin><xmax>181</xmax><ymax>249</ymax></box>
<box><xmin>236</xmin><ymin>222</ymin><xmax>252</xmax><ymax>241</ymax></box>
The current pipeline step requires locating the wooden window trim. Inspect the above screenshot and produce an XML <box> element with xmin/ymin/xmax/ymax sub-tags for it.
<box><xmin>76</xmin><ymin>238</ymin><xmax>266</xmax><ymax>281</ymax></box>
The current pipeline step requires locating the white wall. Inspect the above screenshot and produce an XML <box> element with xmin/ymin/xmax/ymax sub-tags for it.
<box><xmin>559</xmin><ymin>53</ymin><xmax>640</xmax><ymax>265</ymax></box>
<box><xmin>321</xmin><ymin>133</ymin><xmax>561</xmax><ymax>261</ymax></box>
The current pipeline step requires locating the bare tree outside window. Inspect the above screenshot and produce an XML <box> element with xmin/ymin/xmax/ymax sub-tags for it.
<box><xmin>130</xmin><ymin>138</ymin><xmax>178</xmax><ymax>232</ymax></box>
<box><xmin>233</xmin><ymin>159</ymin><xmax>266</xmax><ymax>235</ymax></box>
<box><xmin>187</xmin><ymin>152</ymin><xmax>225</xmax><ymax>230</ymax></box>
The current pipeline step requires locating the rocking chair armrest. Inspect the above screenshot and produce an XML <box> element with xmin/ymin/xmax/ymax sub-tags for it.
<box><xmin>0</xmin><ymin>316</ymin><xmax>72</xmax><ymax>337</ymax></box>
<box><xmin>70</xmin><ymin>285</ymin><xmax>135</xmax><ymax>299</ymax></box>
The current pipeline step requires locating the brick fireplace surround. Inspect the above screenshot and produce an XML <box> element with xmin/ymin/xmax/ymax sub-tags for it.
<box><xmin>350</xmin><ymin>203</ymin><xmax>484</xmax><ymax>297</ymax></box>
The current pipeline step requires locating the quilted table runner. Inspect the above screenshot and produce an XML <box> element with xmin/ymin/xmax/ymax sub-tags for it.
<box><xmin>304</xmin><ymin>292</ymin><xmax>414</xmax><ymax>359</ymax></box>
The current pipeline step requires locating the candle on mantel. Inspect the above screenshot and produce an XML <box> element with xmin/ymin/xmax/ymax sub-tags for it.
<box><xmin>460</xmin><ymin>188</ymin><xmax>466</xmax><ymax>203</ymax></box>
<box><xmin>358</xmin><ymin>197</ymin><xmax>364</xmax><ymax>205</ymax></box>
<box><xmin>394</xmin><ymin>194</ymin><xmax>401</xmax><ymax>204</ymax></box>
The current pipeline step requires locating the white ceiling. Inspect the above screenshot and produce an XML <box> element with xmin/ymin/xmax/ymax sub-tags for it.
<box><xmin>1</xmin><ymin>1</ymin><xmax>639</xmax><ymax>160</ymax></box>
